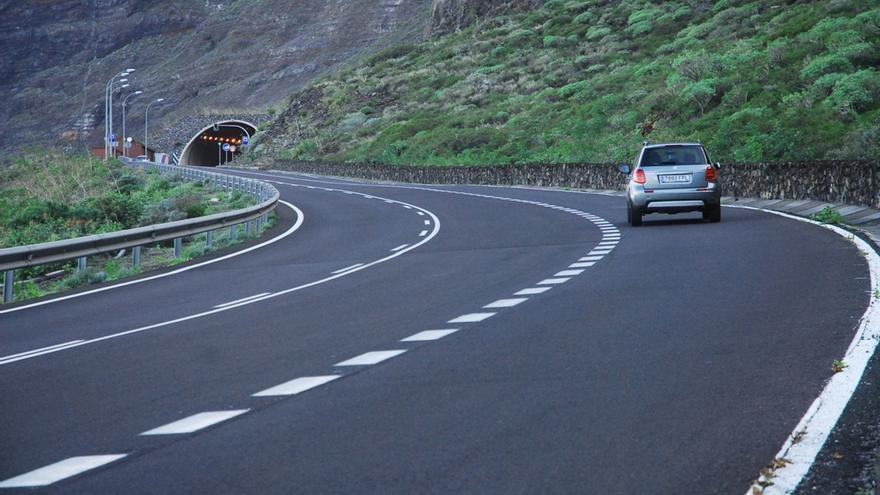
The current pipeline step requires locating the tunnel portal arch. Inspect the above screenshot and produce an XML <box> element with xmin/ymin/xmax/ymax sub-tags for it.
<box><xmin>180</xmin><ymin>120</ymin><xmax>258</xmax><ymax>167</ymax></box>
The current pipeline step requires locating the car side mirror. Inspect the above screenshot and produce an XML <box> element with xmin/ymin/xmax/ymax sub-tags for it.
<box><xmin>713</xmin><ymin>162</ymin><xmax>722</xmax><ymax>170</ymax></box>
<box><xmin>618</xmin><ymin>164</ymin><xmax>631</xmax><ymax>174</ymax></box>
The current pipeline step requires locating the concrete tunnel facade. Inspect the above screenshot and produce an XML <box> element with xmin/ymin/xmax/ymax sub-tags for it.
<box><xmin>179</xmin><ymin>120</ymin><xmax>257</xmax><ymax>167</ymax></box>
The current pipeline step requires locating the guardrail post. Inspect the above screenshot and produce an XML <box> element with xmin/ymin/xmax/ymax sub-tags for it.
<box><xmin>174</xmin><ymin>237</ymin><xmax>182</xmax><ymax>258</ymax></box>
<box><xmin>133</xmin><ymin>246</ymin><xmax>141</xmax><ymax>267</ymax></box>
<box><xmin>230</xmin><ymin>225</ymin><xmax>238</xmax><ymax>241</ymax></box>
<box><xmin>245</xmin><ymin>221</ymin><xmax>252</xmax><ymax>235</ymax></box>
<box><xmin>256</xmin><ymin>216</ymin><xmax>263</xmax><ymax>232</ymax></box>
<box><xmin>3</xmin><ymin>271</ymin><xmax>13</xmax><ymax>304</ymax></box>
<box><xmin>77</xmin><ymin>257</ymin><xmax>87</xmax><ymax>272</ymax></box>
<box><xmin>206</xmin><ymin>230</ymin><xmax>214</xmax><ymax>248</ymax></box>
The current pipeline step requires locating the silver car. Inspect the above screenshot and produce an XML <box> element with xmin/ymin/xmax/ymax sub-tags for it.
<box><xmin>619</xmin><ymin>142</ymin><xmax>722</xmax><ymax>226</ymax></box>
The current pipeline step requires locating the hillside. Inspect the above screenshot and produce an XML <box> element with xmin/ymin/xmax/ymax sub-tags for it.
<box><xmin>0</xmin><ymin>0</ymin><xmax>431</xmax><ymax>152</ymax></box>
<box><xmin>261</xmin><ymin>0</ymin><xmax>880</xmax><ymax>165</ymax></box>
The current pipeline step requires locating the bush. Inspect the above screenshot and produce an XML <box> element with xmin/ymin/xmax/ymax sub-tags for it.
<box><xmin>828</xmin><ymin>69</ymin><xmax>880</xmax><ymax>115</ymax></box>
<box><xmin>557</xmin><ymin>80</ymin><xmax>590</xmax><ymax>98</ymax></box>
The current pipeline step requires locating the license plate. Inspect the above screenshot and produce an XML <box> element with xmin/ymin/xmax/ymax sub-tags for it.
<box><xmin>659</xmin><ymin>174</ymin><xmax>691</xmax><ymax>184</ymax></box>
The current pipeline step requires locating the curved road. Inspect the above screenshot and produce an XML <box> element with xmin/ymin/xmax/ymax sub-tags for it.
<box><xmin>0</xmin><ymin>170</ymin><xmax>870</xmax><ymax>494</ymax></box>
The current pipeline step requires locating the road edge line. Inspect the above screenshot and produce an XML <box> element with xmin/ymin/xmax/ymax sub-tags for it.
<box><xmin>0</xmin><ymin>201</ymin><xmax>304</xmax><ymax>315</ymax></box>
<box><xmin>731</xmin><ymin>206</ymin><xmax>880</xmax><ymax>495</ymax></box>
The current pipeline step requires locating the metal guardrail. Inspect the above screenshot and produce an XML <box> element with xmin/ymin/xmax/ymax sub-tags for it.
<box><xmin>0</xmin><ymin>160</ymin><xmax>280</xmax><ymax>303</ymax></box>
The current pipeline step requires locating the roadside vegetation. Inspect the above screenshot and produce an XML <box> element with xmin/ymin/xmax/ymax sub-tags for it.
<box><xmin>0</xmin><ymin>149</ymin><xmax>270</xmax><ymax>302</ymax></box>
<box><xmin>265</xmin><ymin>0</ymin><xmax>880</xmax><ymax>165</ymax></box>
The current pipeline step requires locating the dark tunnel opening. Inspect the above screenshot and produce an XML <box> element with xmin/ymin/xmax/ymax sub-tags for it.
<box><xmin>180</xmin><ymin>121</ymin><xmax>257</xmax><ymax>167</ymax></box>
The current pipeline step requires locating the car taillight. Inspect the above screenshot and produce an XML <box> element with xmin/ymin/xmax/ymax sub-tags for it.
<box><xmin>634</xmin><ymin>169</ymin><xmax>646</xmax><ymax>184</ymax></box>
<box><xmin>705</xmin><ymin>166</ymin><xmax>717</xmax><ymax>181</ymax></box>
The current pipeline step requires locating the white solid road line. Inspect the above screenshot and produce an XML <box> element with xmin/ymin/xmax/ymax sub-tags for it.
<box><xmin>0</xmin><ymin>455</ymin><xmax>128</xmax><ymax>488</ymax></box>
<box><xmin>483</xmin><ymin>298</ymin><xmax>528</xmax><ymax>309</ymax></box>
<box><xmin>391</xmin><ymin>244</ymin><xmax>410</xmax><ymax>252</ymax></box>
<box><xmin>331</xmin><ymin>263</ymin><xmax>365</xmax><ymax>274</ymax></box>
<box><xmin>740</xmin><ymin>207</ymin><xmax>880</xmax><ymax>495</ymax></box>
<box><xmin>401</xmin><ymin>329</ymin><xmax>459</xmax><ymax>342</ymax></box>
<box><xmin>0</xmin><ymin>201</ymin><xmax>304</xmax><ymax>315</ymax></box>
<box><xmin>514</xmin><ymin>287</ymin><xmax>552</xmax><ymax>296</ymax></box>
<box><xmin>0</xmin><ymin>340</ymin><xmax>84</xmax><ymax>363</ymax></box>
<box><xmin>253</xmin><ymin>375</ymin><xmax>341</xmax><ymax>397</ymax></box>
<box><xmin>1</xmin><ymin>189</ymin><xmax>442</xmax><ymax>366</ymax></box>
<box><xmin>538</xmin><ymin>278</ymin><xmax>570</xmax><ymax>285</ymax></box>
<box><xmin>448</xmin><ymin>312</ymin><xmax>496</xmax><ymax>323</ymax></box>
<box><xmin>213</xmin><ymin>293</ymin><xmax>271</xmax><ymax>309</ymax></box>
<box><xmin>141</xmin><ymin>410</ymin><xmax>250</xmax><ymax>435</ymax></box>
<box><xmin>555</xmin><ymin>269</ymin><xmax>584</xmax><ymax>277</ymax></box>
<box><xmin>335</xmin><ymin>350</ymin><xmax>407</xmax><ymax>366</ymax></box>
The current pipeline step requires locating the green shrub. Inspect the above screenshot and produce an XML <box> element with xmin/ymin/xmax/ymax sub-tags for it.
<box><xmin>572</xmin><ymin>11</ymin><xmax>594</xmax><ymax>24</ymax></box>
<box><xmin>801</xmin><ymin>53</ymin><xmax>854</xmax><ymax>82</ymax></box>
<box><xmin>811</xmin><ymin>206</ymin><xmax>845</xmax><ymax>224</ymax></box>
<box><xmin>828</xmin><ymin>69</ymin><xmax>880</xmax><ymax>115</ymax></box>
<box><xmin>365</xmin><ymin>44</ymin><xmax>418</xmax><ymax>65</ymax></box>
<box><xmin>557</xmin><ymin>80</ymin><xmax>590</xmax><ymax>98</ymax></box>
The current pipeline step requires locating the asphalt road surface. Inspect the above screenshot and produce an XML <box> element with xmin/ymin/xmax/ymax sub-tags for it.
<box><xmin>0</xmin><ymin>170</ymin><xmax>871</xmax><ymax>494</ymax></box>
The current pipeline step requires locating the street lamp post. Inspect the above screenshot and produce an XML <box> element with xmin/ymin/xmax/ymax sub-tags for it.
<box><xmin>144</xmin><ymin>98</ymin><xmax>165</xmax><ymax>160</ymax></box>
<box><xmin>110</xmin><ymin>83</ymin><xmax>130</xmax><ymax>158</ymax></box>
<box><xmin>121</xmin><ymin>91</ymin><xmax>143</xmax><ymax>157</ymax></box>
<box><xmin>104</xmin><ymin>68</ymin><xmax>134</xmax><ymax>160</ymax></box>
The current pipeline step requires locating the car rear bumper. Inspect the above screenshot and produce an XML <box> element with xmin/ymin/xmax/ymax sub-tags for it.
<box><xmin>628</xmin><ymin>185</ymin><xmax>721</xmax><ymax>213</ymax></box>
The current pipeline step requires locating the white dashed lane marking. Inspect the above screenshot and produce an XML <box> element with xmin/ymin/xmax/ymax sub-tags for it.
<box><xmin>569</xmin><ymin>262</ymin><xmax>596</xmax><ymax>268</ymax></box>
<box><xmin>417</xmin><ymin>211</ymin><xmax>425</xmax><ymax>216</ymax></box>
<box><xmin>588</xmin><ymin>250</ymin><xmax>612</xmax><ymax>256</ymax></box>
<box><xmin>483</xmin><ymin>298</ymin><xmax>528</xmax><ymax>309</ymax></box>
<box><xmin>515</xmin><ymin>287</ymin><xmax>552</xmax><ymax>295</ymax></box>
<box><xmin>423</xmin><ymin>219</ymin><xmax>430</xmax><ymax>225</ymax></box>
<box><xmin>0</xmin><ymin>455</ymin><xmax>129</xmax><ymax>488</ymax></box>
<box><xmin>253</xmin><ymin>375</ymin><xmax>341</xmax><ymax>397</ymax></box>
<box><xmin>419</xmin><ymin>230</ymin><xmax>428</xmax><ymax>237</ymax></box>
<box><xmin>580</xmin><ymin>256</ymin><xmax>603</xmax><ymax>261</ymax></box>
<box><xmin>335</xmin><ymin>350</ymin><xmax>407</xmax><ymax>366</ymax></box>
<box><xmin>538</xmin><ymin>278</ymin><xmax>570</xmax><ymax>285</ymax></box>
<box><xmin>555</xmin><ymin>270</ymin><xmax>584</xmax><ymax>277</ymax></box>
<box><xmin>141</xmin><ymin>410</ymin><xmax>250</xmax><ymax>435</ymax></box>
<box><xmin>401</xmin><ymin>329</ymin><xmax>460</xmax><ymax>342</ymax></box>
<box><xmin>448</xmin><ymin>313</ymin><xmax>496</xmax><ymax>323</ymax></box>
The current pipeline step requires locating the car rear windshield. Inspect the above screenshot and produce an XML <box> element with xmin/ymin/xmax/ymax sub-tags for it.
<box><xmin>639</xmin><ymin>145</ymin><xmax>706</xmax><ymax>166</ymax></box>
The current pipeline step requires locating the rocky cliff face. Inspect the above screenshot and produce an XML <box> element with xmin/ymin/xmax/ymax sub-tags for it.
<box><xmin>0</xmin><ymin>0</ymin><xmax>431</xmax><ymax>151</ymax></box>
<box><xmin>428</xmin><ymin>0</ymin><xmax>542</xmax><ymax>35</ymax></box>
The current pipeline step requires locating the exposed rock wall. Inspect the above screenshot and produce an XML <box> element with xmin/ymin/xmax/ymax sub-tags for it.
<box><xmin>268</xmin><ymin>160</ymin><xmax>880</xmax><ymax>208</ymax></box>
<box><xmin>429</xmin><ymin>0</ymin><xmax>543</xmax><ymax>35</ymax></box>
<box><xmin>723</xmin><ymin>161</ymin><xmax>879</xmax><ymax>209</ymax></box>
<box><xmin>1</xmin><ymin>0</ymin><xmax>431</xmax><ymax>151</ymax></box>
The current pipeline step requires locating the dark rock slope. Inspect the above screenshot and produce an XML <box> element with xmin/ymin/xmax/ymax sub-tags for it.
<box><xmin>0</xmin><ymin>0</ymin><xmax>431</xmax><ymax>151</ymax></box>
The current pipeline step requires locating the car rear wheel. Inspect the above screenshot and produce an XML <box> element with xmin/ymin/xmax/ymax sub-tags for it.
<box><xmin>703</xmin><ymin>204</ymin><xmax>721</xmax><ymax>223</ymax></box>
<box><xmin>628</xmin><ymin>202</ymin><xmax>643</xmax><ymax>226</ymax></box>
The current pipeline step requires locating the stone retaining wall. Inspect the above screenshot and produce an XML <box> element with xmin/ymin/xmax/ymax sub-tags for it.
<box><xmin>270</xmin><ymin>159</ymin><xmax>880</xmax><ymax>208</ymax></box>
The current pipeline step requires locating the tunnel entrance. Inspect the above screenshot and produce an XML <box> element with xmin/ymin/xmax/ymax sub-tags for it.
<box><xmin>180</xmin><ymin>120</ymin><xmax>257</xmax><ymax>167</ymax></box>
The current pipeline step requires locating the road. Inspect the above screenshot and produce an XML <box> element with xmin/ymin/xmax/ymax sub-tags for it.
<box><xmin>0</xmin><ymin>170</ymin><xmax>871</xmax><ymax>494</ymax></box>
